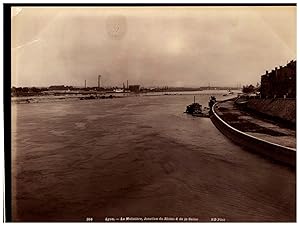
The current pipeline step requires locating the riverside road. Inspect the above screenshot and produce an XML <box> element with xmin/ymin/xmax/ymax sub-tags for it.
<box><xmin>11</xmin><ymin>92</ymin><xmax>295</xmax><ymax>222</ymax></box>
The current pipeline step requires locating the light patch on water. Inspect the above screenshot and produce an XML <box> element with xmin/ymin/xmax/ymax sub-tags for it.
<box><xmin>86</xmin><ymin>115</ymin><xmax>101</xmax><ymax>120</ymax></box>
<box><xmin>86</xmin><ymin>114</ymin><xmax>112</xmax><ymax>120</ymax></box>
<box><xmin>49</xmin><ymin>130</ymin><xmax>66</xmax><ymax>136</ymax></box>
<box><xmin>75</xmin><ymin>122</ymin><xmax>86</xmax><ymax>129</ymax></box>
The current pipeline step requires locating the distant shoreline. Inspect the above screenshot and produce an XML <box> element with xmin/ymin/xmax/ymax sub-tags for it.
<box><xmin>11</xmin><ymin>89</ymin><xmax>240</xmax><ymax>105</ymax></box>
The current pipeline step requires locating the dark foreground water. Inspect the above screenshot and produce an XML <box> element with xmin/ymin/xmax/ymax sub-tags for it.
<box><xmin>12</xmin><ymin>93</ymin><xmax>295</xmax><ymax>222</ymax></box>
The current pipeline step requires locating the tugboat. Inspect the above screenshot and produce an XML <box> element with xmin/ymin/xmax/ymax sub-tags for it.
<box><xmin>185</xmin><ymin>96</ymin><xmax>210</xmax><ymax>117</ymax></box>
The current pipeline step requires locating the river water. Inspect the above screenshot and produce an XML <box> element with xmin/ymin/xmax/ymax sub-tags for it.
<box><xmin>11</xmin><ymin>92</ymin><xmax>295</xmax><ymax>222</ymax></box>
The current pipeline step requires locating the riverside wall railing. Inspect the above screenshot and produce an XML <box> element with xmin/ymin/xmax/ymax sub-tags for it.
<box><xmin>210</xmin><ymin>102</ymin><xmax>296</xmax><ymax>168</ymax></box>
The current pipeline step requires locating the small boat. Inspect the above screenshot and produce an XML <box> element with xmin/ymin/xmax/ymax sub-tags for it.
<box><xmin>185</xmin><ymin>96</ymin><xmax>210</xmax><ymax>117</ymax></box>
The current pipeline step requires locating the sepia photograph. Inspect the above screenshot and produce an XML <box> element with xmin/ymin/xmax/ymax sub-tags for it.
<box><xmin>5</xmin><ymin>3</ymin><xmax>296</xmax><ymax>222</ymax></box>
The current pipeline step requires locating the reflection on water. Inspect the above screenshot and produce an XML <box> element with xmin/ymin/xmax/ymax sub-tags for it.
<box><xmin>12</xmin><ymin>93</ymin><xmax>295</xmax><ymax>222</ymax></box>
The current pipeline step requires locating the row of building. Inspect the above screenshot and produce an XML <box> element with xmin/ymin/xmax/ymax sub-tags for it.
<box><xmin>260</xmin><ymin>60</ymin><xmax>296</xmax><ymax>98</ymax></box>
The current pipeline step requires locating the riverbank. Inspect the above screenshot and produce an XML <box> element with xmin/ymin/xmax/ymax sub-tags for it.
<box><xmin>215</xmin><ymin>100</ymin><xmax>296</xmax><ymax>148</ymax></box>
<box><xmin>245</xmin><ymin>98</ymin><xmax>296</xmax><ymax>127</ymax></box>
<box><xmin>211</xmin><ymin>99</ymin><xmax>296</xmax><ymax>167</ymax></box>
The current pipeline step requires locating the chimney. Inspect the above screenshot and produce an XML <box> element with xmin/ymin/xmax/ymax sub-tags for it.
<box><xmin>98</xmin><ymin>75</ymin><xmax>101</xmax><ymax>89</ymax></box>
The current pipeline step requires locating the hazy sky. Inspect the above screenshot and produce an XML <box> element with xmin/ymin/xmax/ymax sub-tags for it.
<box><xmin>11</xmin><ymin>6</ymin><xmax>296</xmax><ymax>87</ymax></box>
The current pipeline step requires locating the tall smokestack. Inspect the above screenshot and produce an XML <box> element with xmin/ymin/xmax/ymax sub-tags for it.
<box><xmin>85</xmin><ymin>80</ymin><xmax>86</xmax><ymax>88</ymax></box>
<box><xmin>98</xmin><ymin>75</ymin><xmax>101</xmax><ymax>89</ymax></box>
